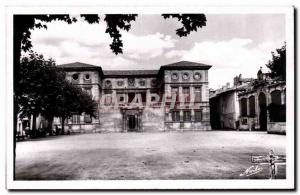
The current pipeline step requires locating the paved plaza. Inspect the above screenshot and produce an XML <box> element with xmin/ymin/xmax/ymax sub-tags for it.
<box><xmin>15</xmin><ymin>131</ymin><xmax>286</xmax><ymax>180</ymax></box>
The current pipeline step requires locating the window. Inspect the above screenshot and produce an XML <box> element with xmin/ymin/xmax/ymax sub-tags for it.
<box><xmin>171</xmin><ymin>86</ymin><xmax>179</xmax><ymax>101</ymax></box>
<box><xmin>183</xmin><ymin>111</ymin><xmax>191</xmax><ymax>121</ymax></box>
<box><xmin>72</xmin><ymin>115</ymin><xmax>81</xmax><ymax>124</ymax></box>
<box><xmin>116</xmin><ymin>93</ymin><xmax>126</xmax><ymax>104</ymax></box>
<box><xmin>128</xmin><ymin>92</ymin><xmax>135</xmax><ymax>103</ymax></box>
<box><xmin>194</xmin><ymin>86</ymin><xmax>202</xmax><ymax>102</ymax></box>
<box><xmin>194</xmin><ymin>72</ymin><xmax>201</xmax><ymax>80</ymax></box>
<box><xmin>84</xmin><ymin>114</ymin><xmax>92</xmax><ymax>123</ymax></box>
<box><xmin>172</xmin><ymin>110</ymin><xmax>180</xmax><ymax>122</ymax></box>
<box><xmin>249</xmin><ymin>96</ymin><xmax>255</xmax><ymax>117</ymax></box>
<box><xmin>104</xmin><ymin>90</ymin><xmax>113</xmax><ymax>105</ymax></box>
<box><xmin>141</xmin><ymin>92</ymin><xmax>146</xmax><ymax>102</ymax></box>
<box><xmin>72</xmin><ymin>73</ymin><xmax>79</xmax><ymax>80</ymax></box>
<box><xmin>182</xmin><ymin>72</ymin><xmax>190</xmax><ymax>80</ymax></box>
<box><xmin>171</xmin><ymin>72</ymin><xmax>179</xmax><ymax>80</ymax></box>
<box><xmin>182</xmin><ymin>87</ymin><xmax>190</xmax><ymax>102</ymax></box>
<box><xmin>85</xmin><ymin>74</ymin><xmax>90</xmax><ymax>80</ymax></box>
<box><xmin>83</xmin><ymin>88</ymin><xmax>92</xmax><ymax>96</ymax></box>
<box><xmin>241</xmin><ymin>98</ymin><xmax>248</xmax><ymax>117</ymax></box>
<box><xmin>195</xmin><ymin>110</ymin><xmax>202</xmax><ymax>122</ymax></box>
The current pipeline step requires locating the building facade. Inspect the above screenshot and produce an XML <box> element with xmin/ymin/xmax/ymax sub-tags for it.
<box><xmin>54</xmin><ymin>61</ymin><xmax>212</xmax><ymax>133</ymax></box>
<box><xmin>209</xmin><ymin>71</ymin><xmax>286</xmax><ymax>134</ymax></box>
<box><xmin>238</xmin><ymin>80</ymin><xmax>286</xmax><ymax>134</ymax></box>
<box><xmin>209</xmin><ymin>75</ymin><xmax>253</xmax><ymax>130</ymax></box>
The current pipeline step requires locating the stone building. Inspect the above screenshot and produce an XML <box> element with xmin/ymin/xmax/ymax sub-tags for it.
<box><xmin>237</xmin><ymin>72</ymin><xmax>286</xmax><ymax>134</ymax></box>
<box><xmin>209</xmin><ymin>75</ymin><xmax>253</xmax><ymax>130</ymax></box>
<box><xmin>54</xmin><ymin>61</ymin><xmax>212</xmax><ymax>133</ymax></box>
<box><xmin>209</xmin><ymin>69</ymin><xmax>286</xmax><ymax>134</ymax></box>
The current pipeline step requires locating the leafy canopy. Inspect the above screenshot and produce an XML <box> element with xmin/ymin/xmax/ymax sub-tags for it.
<box><xmin>16</xmin><ymin>14</ymin><xmax>207</xmax><ymax>55</ymax></box>
<box><xmin>17</xmin><ymin>52</ymin><xmax>97</xmax><ymax>120</ymax></box>
<box><xmin>266</xmin><ymin>43</ymin><xmax>286</xmax><ymax>81</ymax></box>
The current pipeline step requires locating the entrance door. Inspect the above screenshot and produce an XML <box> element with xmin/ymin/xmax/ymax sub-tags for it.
<box><xmin>259</xmin><ymin>93</ymin><xmax>267</xmax><ymax>131</ymax></box>
<box><xmin>128</xmin><ymin>115</ymin><xmax>137</xmax><ymax>131</ymax></box>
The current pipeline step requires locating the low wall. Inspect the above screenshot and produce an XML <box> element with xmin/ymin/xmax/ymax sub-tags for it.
<box><xmin>165</xmin><ymin>121</ymin><xmax>211</xmax><ymax>131</ymax></box>
<box><xmin>268</xmin><ymin>122</ymin><xmax>286</xmax><ymax>134</ymax></box>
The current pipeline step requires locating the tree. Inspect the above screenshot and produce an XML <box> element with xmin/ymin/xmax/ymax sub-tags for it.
<box><xmin>55</xmin><ymin>81</ymin><xmax>97</xmax><ymax>134</ymax></box>
<box><xmin>17</xmin><ymin>52</ymin><xmax>97</xmax><ymax>136</ymax></box>
<box><xmin>266</xmin><ymin>43</ymin><xmax>286</xmax><ymax>81</ymax></box>
<box><xmin>17</xmin><ymin>52</ymin><xmax>58</xmax><ymax>136</ymax></box>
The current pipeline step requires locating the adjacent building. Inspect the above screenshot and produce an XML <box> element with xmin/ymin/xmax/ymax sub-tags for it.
<box><xmin>209</xmin><ymin>75</ymin><xmax>253</xmax><ymax>130</ymax></box>
<box><xmin>237</xmin><ymin>71</ymin><xmax>286</xmax><ymax>134</ymax></box>
<box><xmin>209</xmin><ymin>69</ymin><xmax>286</xmax><ymax>134</ymax></box>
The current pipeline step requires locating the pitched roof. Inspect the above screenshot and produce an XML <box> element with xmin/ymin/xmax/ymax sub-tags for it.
<box><xmin>57</xmin><ymin>62</ymin><xmax>102</xmax><ymax>71</ymax></box>
<box><xmin>160</xmin><ymin>61</ymin><xmax>212</xmax><ymax>70</ymax></box>
<box><xmin>103</xmin><ymin>70</ymin><xmax>158</xmax><ymax>77</ymax></box>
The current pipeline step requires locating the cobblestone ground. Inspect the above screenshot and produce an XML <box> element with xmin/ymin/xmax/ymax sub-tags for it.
<box><xmin>15</xmin><ymin>131</ymin><xmax>286</xmax><ymax>180</ymax></box>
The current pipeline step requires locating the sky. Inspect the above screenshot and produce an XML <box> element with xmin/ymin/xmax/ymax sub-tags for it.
<box><xmin>29</xmin><ymin>14</ymin><xmax>285</xmax><ymax>89</ymax></box>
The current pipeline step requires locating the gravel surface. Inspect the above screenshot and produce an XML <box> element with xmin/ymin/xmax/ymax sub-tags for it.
<box><xmin>15</xmin><ymin>131</ymin><xmax>286</xmax><ymax>180</ymax></box>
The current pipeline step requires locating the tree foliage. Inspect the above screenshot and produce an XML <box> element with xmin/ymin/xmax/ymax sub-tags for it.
<box><xmin>266</xmin><ymin>43</ymin><xmax>286</xmax><ymax>81</ymax></box>
<box><xmin>15</xmin><ymin>14</ymin><xmax>206</xmax><ymax>56</ymax></box>
<box><xmin>162</xmin><ymin>14</ymin><xmax>207</xmax><ymax>37</ymax></box>
<box><xmin>17</xmin><ymin>52</ymin><xmax>97</xmax><ymax>133</ymax></box>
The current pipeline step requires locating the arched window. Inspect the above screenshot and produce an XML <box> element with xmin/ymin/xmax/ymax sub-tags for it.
<box><xmin>249</xmin><ymin>96</ymin><xmax>256</xmax><ymax>117</ymax></box>
<box><xmin>240</xmin><ymin>98</ymin><xmax>248</xmax><ymax>117</ymax></box>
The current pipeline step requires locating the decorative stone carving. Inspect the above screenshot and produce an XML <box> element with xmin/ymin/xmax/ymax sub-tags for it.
<box><xmin>105</xmin><ymin>80</ymin><xmax>112</xmax><ymax>88</ymax></box>
<box><xmin>117</xmin><ymin>80</ymin><xmax>124</xmax><ymax>86</ymax></box>
<box><xmin>151</xmin><ymin>78</ymin><xmax>158</xmax><ymax>87</ymax></box>
<box><xmin>139</xmin><ymin>79</ymin><xmax>146</xmax><ymax>86</ymax></box>
<box><xmin>128</xmin><ymin>78</ymin><xmax>135</xmax><ymax>87</ymax></box>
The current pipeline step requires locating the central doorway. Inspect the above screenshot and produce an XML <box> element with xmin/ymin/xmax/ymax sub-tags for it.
<box><xmin>128</xmin><ymin>115</ymin><xmax>137</xmax><ymax>131</ymax></box>
<box><xmin>121</xmin><ymin>108</ymin><xmax>143</xmax><ymax>132</ymax></box>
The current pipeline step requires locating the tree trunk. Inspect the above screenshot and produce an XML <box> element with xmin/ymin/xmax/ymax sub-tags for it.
<box><xmin>13</xmin><ymin>16</ymin><xmax>23</xmax><ymax>180</ymax></box>
<box><xmin>61</xmin><ymin>117</ymin><xmax>65</xmax><ymax>135</ymax></box>
<box><xmin>32</xmin><ymin>113</ymin><xmax>37</xmax><ymax>137</ymax></box>
<box><xmin>47</xmin><ymin>117</ymin><xmax>54</xmax><ymax>135</ymax></box>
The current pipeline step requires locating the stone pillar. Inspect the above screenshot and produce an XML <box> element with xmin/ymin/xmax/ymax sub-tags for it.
<box><xmin>189</xmin><ymin>86</ymin><xmax>195</xmax><ymax>108</ymax></box>
<box><xmin>266</xmin><ymin>90</ymin><xmax>271</xmax><ymax>106</ymax></box>
<box><xmin>246</xmin><ymin>96</ymin><xmax>250</xmax><ymax>116</ymax></box>
<box><xmin>255</xmin><ymin>94</ymin><xmax>259</xmax><ymax>125</ymax></box>
<box><xmin>139</xmin><ymin>110</ymin><xmax>143</xmax><ymax>131</ymax></box>
<box><xmin>281</xmin><ymin>90</ymin><xmax>285</xmax><ymax>105</ymax></box>
<box><xmin>179</xmin><ymin>86</ymin><xmax>183</xmax><ymax>104</ymax></box>
<box><xmin>191</xmin><ymin>109</ymin><xmax>195</xmax><ymax>121</ymax></box>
